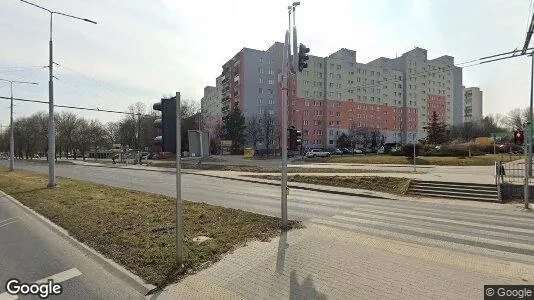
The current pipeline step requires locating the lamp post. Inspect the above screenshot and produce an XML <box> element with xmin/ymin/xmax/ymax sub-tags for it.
<box><xmin>20</xmin><ymin>0</ymin><xmax>96</xmax><ymax>188</ymax></box>
<box><xmin>0</xmin><ymin>78</ymin><xmax>38</xmax><ymax>171</ymax></box>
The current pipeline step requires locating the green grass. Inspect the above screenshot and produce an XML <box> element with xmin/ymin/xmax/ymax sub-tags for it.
<box><xmin>0</xmin><ymin>168</ymin><xmax>300</xmax><ymax>287</ymax></box>
<box><xmin>325</xmin><ymin>154</ymin><xmax>523</xmax><ymax>166</ymax></box>
<box><xmin>247</xmin><ymin>174</ymin><xmax>412</xmax><ymax>195</ymax></box>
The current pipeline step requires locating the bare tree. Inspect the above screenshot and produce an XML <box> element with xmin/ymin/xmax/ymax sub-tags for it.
<box><xmin>503</xmin><ymin>108</ymin><xmax>529</xmax><ymax>130</ymax></box>
<box><xmin>259</xmin><ymin>109</ymin><xmax>278</xmax><ymax>155</ymax></box>
<box><xmin>245</xmin><ymin>115</ymin><xmax>262</xmax><ymax>149</ymax></box>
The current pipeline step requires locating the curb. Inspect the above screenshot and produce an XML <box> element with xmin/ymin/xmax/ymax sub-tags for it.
<box><xmin>67</xmin><ymin>162</ymin><xmax>396</xmax><ymax>200</ymax></box>
<box><xmin>0</xmin><ymin>190</ymin><xmax>156</xmax><ymax>296</ymax></box>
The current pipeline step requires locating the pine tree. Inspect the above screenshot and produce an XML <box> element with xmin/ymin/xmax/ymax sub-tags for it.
<box><xmin>221</xmin><ymin>107</ymin><xmax>245</xmax><ymax>153</ymax></box>
<box><xmin>423</xmin><ymin>111</ymin><xmax>448</xmax><ymax>145</ymax></box>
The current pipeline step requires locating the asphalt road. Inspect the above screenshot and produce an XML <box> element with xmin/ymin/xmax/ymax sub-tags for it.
<box><xmin>2</xmin><ymin>160</ymin><xmax>534</xmax><ymax>278</ymax></box>
<box><xmin>0</xmin><ymin>192</ymin><xmax>144</xmax><ymax>300</ymax></box>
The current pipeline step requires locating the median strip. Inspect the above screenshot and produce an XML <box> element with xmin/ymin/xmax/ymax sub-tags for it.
<box><xmin>0</xmin><ymin>168</ymin><xmax>300</xmax><ymax>288</ymax></box>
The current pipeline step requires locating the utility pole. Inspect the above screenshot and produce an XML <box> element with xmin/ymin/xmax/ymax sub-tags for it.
<box><xmin>175</xmin><ymin>92</ymin><xmax>183</xmax><ymax>265</ymax></box>
<box><xmin>20</xmin><ymin>0</ymin><xmax>96</xmax><ymax>188</ymax></box>
<box><xmin>0</xmin><ymin>78</ymin><xmax>38</xmax><ymax>171</ymax></box>
<box><xmin>529</xmin><ymin>53</ymin><xmax>534</xmax><ymax>178</ymax></box>
<box><xmin>413</xmin><ymin>133</ymin><xmax>416</xmax><ymax>172</ymax></box>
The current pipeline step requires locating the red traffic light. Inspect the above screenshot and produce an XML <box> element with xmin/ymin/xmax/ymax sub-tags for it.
<box><xmin>514</xmin><ymin>129</ymin><xmax>524</xmax><ymax>144</ymax></box>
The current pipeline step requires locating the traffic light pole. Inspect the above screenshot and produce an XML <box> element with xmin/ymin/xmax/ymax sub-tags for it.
<box><xmin>175</xmin><ymin>92</ymin><xmax>183</xmax><ymax>265</ymax></box>
<box><xmin>280</xmin><ymin>30</ymin><xmax>290</xmax><ymax>229</ymax></box>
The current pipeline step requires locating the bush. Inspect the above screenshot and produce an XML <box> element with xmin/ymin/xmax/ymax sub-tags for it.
<box><xmin>402</xmin><ymin>144</ymin><xmax>423</xmax><ymax>157</ymax></box>
<box><xmin>426</xmin><ymin>144</ymin><xmax>484</xmax><ymax>157</ymax></box>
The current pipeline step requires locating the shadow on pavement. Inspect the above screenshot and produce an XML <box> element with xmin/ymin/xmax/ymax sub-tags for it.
<box><xmin>276</xmin><ymin>229</ymin><xmax>327</xmax><ymax>299</ymax></box>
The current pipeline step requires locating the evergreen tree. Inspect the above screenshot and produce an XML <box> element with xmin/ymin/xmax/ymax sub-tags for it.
<box><xmin>221</xmin><ymin>107</ymin><xmax>245</xmax><ymax>153</ymax></box>
<box><xmin>423</xmin><ymin>111</ymin><xmax>448</xmax><ymax>144</ymax></box>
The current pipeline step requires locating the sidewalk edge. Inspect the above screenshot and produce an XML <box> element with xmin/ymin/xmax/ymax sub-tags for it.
<box><xmin>0</xmin><ymin>189</ymin><xmax>156</xmax><ymax>296</ymax></box>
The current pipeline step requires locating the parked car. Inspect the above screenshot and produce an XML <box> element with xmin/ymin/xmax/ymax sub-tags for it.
<box><xmin>287</xmin><ymin>150</ymin><xmax>296</xmax><ymax>158</ymax></box>
<box><xmin>499</xmin><ymin>144</ymin><xmax>523</xmax><ymax>154</ymax></box>
<box><xmin>306</xmin><ymin>149</ymin><xmax>331</xmax><ymax>158</ymax></box>
<box><xmin>341</xmin><ymin>148</ymin><xmax>363</xmax><ymax>155</ymax></box>
<box><xmin>330</xmin><ymin>148</ymin><xmax>343</xmax><ymax>155</ymax></box>
<box><xmin>377</xmin><ymin>147</ymin><xmax>385</xmax><ymax>154</ymax></box>
<box><xmin>353</xmin><ymin>149</ymin><xmax>363</xmax><ymax>154</ymax></box>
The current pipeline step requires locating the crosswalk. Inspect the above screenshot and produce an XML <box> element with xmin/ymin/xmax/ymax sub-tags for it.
<box><xmin>308</xmin><ymin>199</ymin><xmax>534</xmax><ymax>264</ymax></box>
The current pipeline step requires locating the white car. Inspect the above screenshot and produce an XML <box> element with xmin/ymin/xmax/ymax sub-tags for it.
<box><xmin>306</xmin><ymin>149</ymin><xmax>331</xmax><ymax>158</ymax></box>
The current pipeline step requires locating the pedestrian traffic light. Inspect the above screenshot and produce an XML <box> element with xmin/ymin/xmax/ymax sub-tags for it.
<box><xmin>514</xmin><ymin>129</ymin><xmax>524</xmax><ymax>145</ymax></box>
<box><xmin>153</xmin><ymin>97</ymin><xmax>177</xmax><ymax>153</ymax></box>
<box><xmin>298</xmin><ymin>43</ymin><xmax>310</xmax><ymax>72</ymax></box>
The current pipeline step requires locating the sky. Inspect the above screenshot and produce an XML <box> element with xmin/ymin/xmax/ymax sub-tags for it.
<box><xmin>0</xmin><ymin>0</ymin><xmax>532</xmax><ymax>128</ymax></box>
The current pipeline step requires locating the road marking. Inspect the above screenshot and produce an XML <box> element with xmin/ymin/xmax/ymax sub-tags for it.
<box><xmin>0</xmin><ymin>268</ymin><xmax>82</xmax><ymax>300</ymax></box>
<box><xmin>0</xmin><ymin>220</ymin><xmax>18</xmax><ymax>229</ymax></box>
<box><xmin>35</xmin><ymin>268</ymin><xmax>82</xmax><ymax>284</ymax></box>
<box><xmin>0</xmin><ymin>217</ymin><xmax>17</xmax><ymax>225</ymax></box>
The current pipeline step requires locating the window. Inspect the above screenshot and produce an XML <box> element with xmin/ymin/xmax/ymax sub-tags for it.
<box><xmin>329</xmin><ymin>73</ymin><xmax>333</xmax><ymax>78</ymax></box>
<box><xmin>329</xmin><ymin>130</ymin><xmax>333</xmax><ymax>135</ymax></box>
<box><xmin>268</xmin><ymin>69</ymin><xmax>273</xmax><ymax>75</ymax></box>
<box><xmin>336</xmin><ymin>74</ymin><xmax>341</xmax><ymax>79</ymax></box>
<box><xmin>329</xmin><ymin>121</ymin><xmax>334</xmax><ymax>126</ymax></box>
<box><xmin>304</xmin><ymin>91</ymin><xmax>309</xmax><ymax>96</ymax></box>
<box><xmin>259</xmin><ymin>87</ymin><xmax>263</xmax><ymax>94</ymax></box>
<box><xmin>337</xmin><ymin>65</ymin><xmax>341</xmax><ymax>70</ymax></box>
<box><xmin>330</xmin><ymin>111</ymin><xmax>334</xmax><ymax>116</ymax></box>
<box><xmin>330</xmin><ymin>63</ymin><xmax>334</xmax><ymax>68</ymax></box>
<box><xmin>259</xmin><ymin>108</ymin><xmax>264</xmax><ymax>114</ymax></box>
<box><xmin>268</xmin><ymin>89</ymin><xmax>273</xmax><ymax>94</ymax></box>
<box><xmin>259</xmin><ymin>98</ymin><xmax>263</xmax><ymax>104</ymax></box>
<box><xmin>305</xmin><ymin>101</ymin><xmax>310</xmax><ymax>106</ymax></box>
<box><xmin>329</xmin><ymin>140</ymin><xmax>334</xmax><ymax>145</ymax></box>
<box><xmin>317</xmin><ymin>72</ymin><xmax>323</xmax><ymax>78</ymax></box>
<box><xmin>329</xmin><ymin>83</ymin><xmax>334</xmax><ymax>88</ymax></box>
<box><xmin>268</xmin><ymin>79</ymin><xmax>274</xmax><ymax>85</ymax></box>
<box><xmin>268</xmin><ymin>98</ymin><xmax>274</xmax><ymax>105</ymax></box>
<box><xmin>337</xmin><ymin>83</ymin><xmax>341</xmax><ymax>88</ymax></box>
<box><xmin>268</xmin><ymin>109</ymin><xmax>274</xmax><ymax>115</ymax></box>
<box><xmin>336</xmin><ymin>112</ymin><xmax>341</xmax><ymax>117</ymax></box>
<box><xmin>259</xmin><ymin>78</ymin><xmax>263</xmax><ymax>84</ymax></box>
<box><xmin>304</xmin><ymin>120</ymin><xmax>309</xmax><ymax>125</ymax></box>
<box><xmin>259</xmin><ymin>67</ymin><xmax>263</xmax><ymax>73</ymax></box>
<box><xmin>259</xmin><ymin>58</ymin><xmax>263</xmax><ymax>63</ymax></box>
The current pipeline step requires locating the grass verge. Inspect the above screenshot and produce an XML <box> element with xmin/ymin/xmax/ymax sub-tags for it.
<box><xmin>247</xmin><ymin>174</ymin><xmax>412</xmax><ymax>195</ymax></box>
<box><xmin>0</xmin><ymin>168</ymin><xmax>300</xmax><ymax>287</ymax></box>
<box><xmin>325</xmin><ymin>154</ymin><xmax>522</xmax><ymax>166</ymax></box>
<box><xmin>182</xmin><ymin>164</ymin><xmax>414</xmax><ymax>173</ymax></box>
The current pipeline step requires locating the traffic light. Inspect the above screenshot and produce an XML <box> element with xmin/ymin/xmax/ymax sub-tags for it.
<box><xmin>288</xmin><ymin>126</ymin><xmax>297</xmax><ymax>150</ymax></box>
<box><xmin>298</xmin><ymin>43</ymin><xmax>310</xmax><ymax>72</ymax></box>
<box><xmin>296</xmin><ymin>130</ymin><xmax>302</xmax><ymax>149</ymax></box>
<box><xmin>514</xmin><ymin>129</ymin><xmax>524</xmax><ymax>145</ymax></box>
<box><xmin>153</xmin><ymin>97</ymin><xmax>177</xmax><ymax>153</ymax></box>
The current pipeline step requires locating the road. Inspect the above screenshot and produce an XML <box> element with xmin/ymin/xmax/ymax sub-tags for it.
<box><xmin>2</xmin><ymin>160</ymin><xmax>534</xmax><ymax>268</ymax></box>
<box><xmin>0</xmin><ymin>192</ymin><xmax>144</xmax><ymax>299</ymax></box>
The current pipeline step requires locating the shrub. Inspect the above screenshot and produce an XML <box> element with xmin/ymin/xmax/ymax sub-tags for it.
<box><xmin>402</xmin><ymin>144</ymin><xmax>423</xmax><ymax>157</ymax></box>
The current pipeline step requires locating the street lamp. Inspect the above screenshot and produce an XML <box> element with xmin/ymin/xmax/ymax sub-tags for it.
<box><xmin>19</xmin><ymin>0</ymin><xmax>96</xmax><ymax>188</ymax></box>
<box><xmin>0</xmin><ymin>78</ymin><xmax>38</xmax><ymax>172</ymax></box>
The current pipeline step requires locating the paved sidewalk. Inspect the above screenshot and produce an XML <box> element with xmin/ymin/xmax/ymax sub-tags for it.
<box><xmin>154</xmin><ymin>224</ymin><xmax>534</xmax><ymax>300</ymax></box>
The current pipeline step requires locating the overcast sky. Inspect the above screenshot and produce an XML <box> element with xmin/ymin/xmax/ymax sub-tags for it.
<box><xmin>0</xmin><ymin>0</ymin><xmax>531</xmax><ymax>127</ymax></box>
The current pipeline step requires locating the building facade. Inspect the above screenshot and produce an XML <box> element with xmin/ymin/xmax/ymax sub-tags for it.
<box><xmin>202</xmin><ymin>44</ymin><xmax>465</xmax><ymax>150</ymax></box>
<box><xmin>462</xmin><ymin>86</ymin><xmax>483</xmax><ymax>123</ymax></box>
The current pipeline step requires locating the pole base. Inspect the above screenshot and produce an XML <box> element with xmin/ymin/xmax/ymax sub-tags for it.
<box><xmin>47</xmin><ymin>183</ymin><xmax>56</xmax><ymax>188</ymax></box>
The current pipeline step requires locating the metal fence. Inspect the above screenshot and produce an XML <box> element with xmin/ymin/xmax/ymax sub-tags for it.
<box><xmin>495</xmin><ymin>160</ymin><xmax>534</xmax><ymax>185</ymax></box>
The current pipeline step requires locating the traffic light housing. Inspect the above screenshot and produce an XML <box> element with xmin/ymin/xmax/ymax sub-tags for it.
<box><xmin>298</xmin><ymin>43</ymin><xmax>310</xmax><ymax>72</ymax></box>
<box><xmin>514</xmin><ymin>129</ymin><xmax>524</xmax><ymax>145</ymax></box>
<box><xmin>296</xmin><ymin>130</ymin><xmax>302</xmax><ymax>149</ymax></box>
<box><xmin>153</xmin><ymin>97</ymin><xmax>177</xmax><ymax>153</ymax></box>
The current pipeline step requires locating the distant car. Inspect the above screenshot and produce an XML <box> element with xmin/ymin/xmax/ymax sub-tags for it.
<box><xmin>330</xmin><ymin>148</ymin><xmax>343</xmax><ymax>155</ymax></box>
<box><xmin>306</xmin><ymin>149</ymin><xmax>330</xmax><ymax>158</ymax></box>
<box><xmin>353</xmin><ymin>149</ymin><xmax>363</xmax><ymax>154</ymax></box>
<box><xmin>377</xmin><ymin>147</ymin><xmax>385</xmax><ymax>154</ymax></box>
<box><xmin>287</xmin><ymin>150</ymin><xmax>295</xmax><ymax>158</ymax></box>
<box><xmin>33</xmin><ymin>154</ymin><xmax>40</xmax><ymax>159</ymax></box>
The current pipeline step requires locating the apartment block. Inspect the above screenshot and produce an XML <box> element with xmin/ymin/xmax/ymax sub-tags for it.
<box><xmin>200</xmin><ymin>85</ymin><xmax>221</xmax><ymax>137</ymax></box>
<box><xmin>462</xmin><ymin>86</ymin><xmax>483</xmax><ymax>123</ymax></box>
<box><xmin>203</xmin><ymin>44</ymin><xmax>464</xmax><ymax>150</ymax></box>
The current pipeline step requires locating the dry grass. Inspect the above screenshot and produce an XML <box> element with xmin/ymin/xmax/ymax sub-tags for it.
<box><xmin>326</xmin><ymin>154</ymin><xmax>522</xmax><ymax>166</ymax></box>
<box><xmin>247</xmin><ymin>174</ymin><xmax>412</xmax><ymax>195</ymax></box>
<box><xmin>0</xmin><ymin>168</ymin><xmax>300</xmax><ymax>287</ymax></box>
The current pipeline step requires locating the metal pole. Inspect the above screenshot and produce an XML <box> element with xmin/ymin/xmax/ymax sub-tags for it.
<box><xmin>281</xmin><ymin>30</ymin><xmax>290</xmax><ymax>228</ymax></box>
<box><xmin>199</xmin><ymin>113</ymin><xmax>203</xmax><ymax>158</ymax></box>
<box><xmin>47</xmin><ymin>13</ymin><xmax>56</xmax><ymax>188</ymax></box>
<box><xmin>413</xmin><ymin>133</ymin><xmax>416</xmax><ymax>172</ymax></box>
<box><xmin>529</xmin><ymin>53</ymin><xmax>534</xmax><ymax>177</ymax></box>
<box><xmin>9</xmin><ymin>82</ymin><xmax>14</xmax><ymax>171</ymax></box>
<box><xmin>525</xmin><ymin>129</ymin><xmax>530</xmax><ymax>209</ymax></box>
<box><xmin>175</xmin><ymin>92</ymin><xmax>183</xmax><ymax>264</ymax></box>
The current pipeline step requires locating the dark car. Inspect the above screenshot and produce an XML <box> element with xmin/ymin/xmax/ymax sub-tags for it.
<box><xmin>330</xmin><ymin>148</ymin><xmax>343</xmax><ymax>155</ymax></box>
<box><xmin>499</xmin><ymin>144</ymin><xmax>523</xmax><ymax>154</ymax></box>
<box><xmin>287</xmin><ymin>150</ymin><xmax>296</xmax><ymax>158</ymax></box>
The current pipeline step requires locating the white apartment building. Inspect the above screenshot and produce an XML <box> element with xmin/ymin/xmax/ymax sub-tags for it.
<box><xmin>462</xmin><ymin>86</ymin><xmax>483</xmax><ymax>123</ymax></box>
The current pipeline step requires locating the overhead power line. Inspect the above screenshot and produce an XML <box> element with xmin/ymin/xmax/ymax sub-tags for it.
<box><xmin>0</xmin><ymin>95</ymin><xmax>152</xmax><ymax>117</ymax></box>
